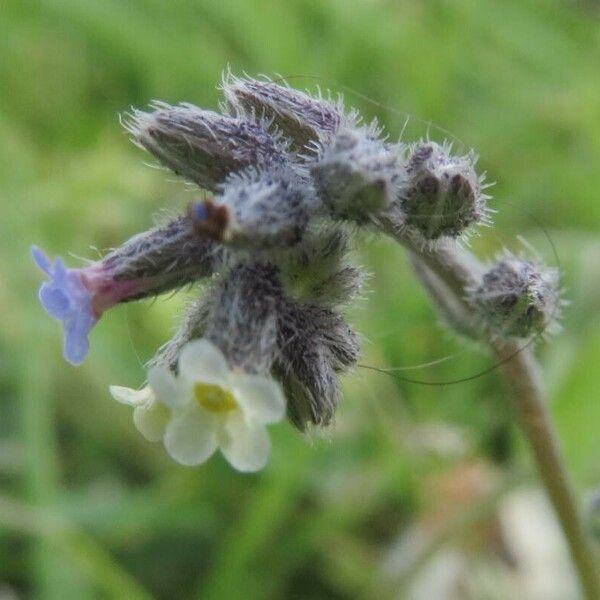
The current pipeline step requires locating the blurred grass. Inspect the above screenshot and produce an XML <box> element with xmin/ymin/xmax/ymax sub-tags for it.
<box><xmin>1</xmin><ymin>0</ymin><xmax>600</xmax><ymax>598</ymax></box>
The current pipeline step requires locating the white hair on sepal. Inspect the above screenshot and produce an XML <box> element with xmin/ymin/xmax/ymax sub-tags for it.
<box><xmin>466</xmin><ymin>246</ymin><xmax>563</xmax><ymax>341</ymax></box>
<box><xmin>220</xmin><ymin>70</ymin><xmax>362</xmax><ymax>156</ymax></box>
<box><xmin>121</xmin><ymin>101</ymin><xmax>290</xmax><ymax>192</ymax></box>
<box><xmin>388</xmin><ymin>140</ymin><xmax>493</xmax><ymax>249</ymax></box>
<box><xmin>311</xmin><ymin>125</ymin><xmax>402</xmax><ymax>224</ymax></box>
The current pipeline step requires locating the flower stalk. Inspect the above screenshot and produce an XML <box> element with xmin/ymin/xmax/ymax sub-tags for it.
<box><xmin>497</xmin><ymin>344</ymin><xmax>600</xmax><ymax>600</ymax></box>
<box><xmin>378</xmin><ymin>218</ymin><xmax>600</xmax><ymax>599</ymax></box>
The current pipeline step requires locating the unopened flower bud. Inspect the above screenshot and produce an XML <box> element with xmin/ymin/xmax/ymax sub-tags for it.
<box><xmin>279</xmin><ymin>228</ymin><xmax>364</xmax><ymax>307</ymax></box>
<box><xmin>204</xmin><ymin>262</ymin><xmax>284</xmax><ymax>374</ymax></box>
<box><xmin>398</xmin><ymin>142</ymin><xmax>490</xmax><ymax>241</ymax></box>
<box><xmin>222</xmin><ymin>74</ymin><xmax>347</xmax><ymax>153</ymax></box>
<box><xmin>152</xmin><ymin>262</ymin><xmax>284</xmax><ymax>376</ymax></box>
<box><xmin>191</xmin><ymin>166</ymin><xmax>319</xmax><ymax>249</ymax></box>
<box><xmin>468</xmin><ymin>252</ymin><xmax>561</xmax><ymax>339</ymax></box>
<box><xmin>124</xmin><ymin>102</ymin><xmax>287</xmax><ymax>191</ymax></box>
<box><xmin>312</xmin><ymin>127</ymin><xmax>400</xmax><ymax>222</ymax></box>
<box><xmin>275</xmin><ymin>302</ymin><xmax>360</xmax><ymax>428</ymax></box>
<box><xmin>303</xmin><ymin>305</ymin><xmax>361</xmax><ymax>372</ymax></box>
<box><xmin>103</xmin><ymin>216</ymin><xmax>222</xmax><ymax>298</ymax></box>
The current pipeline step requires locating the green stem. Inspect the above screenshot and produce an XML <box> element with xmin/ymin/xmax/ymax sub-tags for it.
<box><xmin>496</xmin><ymin>344</ymin><xmax>600</xmax><ymax>599</ymax></box>
<box><xmin>378</xmin><ymin>216</ymin><xmax>600</xmax><ymax>599</ymax></box>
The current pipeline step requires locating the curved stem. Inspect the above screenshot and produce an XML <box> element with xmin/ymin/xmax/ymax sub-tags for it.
<box><xmin>377</xmin><ymin>215</ymin><xmax>600</xmax><ymax>599</ymax></box>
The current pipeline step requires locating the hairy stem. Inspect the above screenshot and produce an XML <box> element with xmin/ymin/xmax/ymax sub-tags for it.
<box><xmin>377</xmin><ymin>215</ymin><xmax>600</xmax><ymax>599</ymax></box>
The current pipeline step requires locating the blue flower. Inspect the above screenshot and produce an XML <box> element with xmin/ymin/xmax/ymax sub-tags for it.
<box><xmin>31</xmin><ymin>246</ymin><xmax>97</xmax><ymax>365</ymax></box>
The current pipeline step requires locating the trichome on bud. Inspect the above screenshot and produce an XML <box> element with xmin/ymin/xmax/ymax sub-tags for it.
<box><xmin>468</xmin><ymin>252</ymin><xmax>561</xmax><ymax>339</ymax></box>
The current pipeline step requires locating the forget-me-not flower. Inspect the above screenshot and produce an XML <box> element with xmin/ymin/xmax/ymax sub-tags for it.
<box><xmin>110</xmin><ymin>339</ymin><xmax>286</xmax><ymax>472</ymax></box>
<box><xmin>32</xmin><ymin>246</ymin><xmax>98</xmax><ymax>365</ymax></box>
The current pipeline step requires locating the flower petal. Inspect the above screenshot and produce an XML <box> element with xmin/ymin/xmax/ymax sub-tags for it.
<box><xmin>33</xmin><ymin>247</ymin><xmax>98</xmax><ymax>366</ymax></box>
<box><xmin>109</xmin><ymin>385</ymin><xmax>152</xmax><ymax>406</ymax></box>
<box><xmin>133</xmin><ymin>402</ymin><xmax>169</xmax><ymax>442</ymax></box>
<box><xmin>179</xmin><ymin>339</ymin><xmax>230</xmax><ymax>385</ymax></box>
<box><xmin>164</xmin><ymin>406</ymin><xmax>218</xmax><ymax>466</ymax></box>
<box><xmin>55</xmin><ymin>256</ymin><xmax>69</xmax><ymax>279</ymax></box>
<box><xmin>63</xmin><ymin>309</ymin><xmax>95</xmax><ymax>365</ymax></box>
<box><xmin>31</xmin><ymin>246</ymin><xmax>52</xmax><ymax>275</ymax></box>
<box><xmin>232</xmin><ymin>374</ymin><xmax>286</xmax><ymax>424</ymax></box>
<box><xmin>219</xmin><ymin>412</ymin><xmax>271</xmax><ymax>472</ymax></box>
<box><xmin>147</xmin><ymin>364</ymin><xmax>188</xmax><ymax>408</ymax></box>
<box><xmin>39</xmin><ymin>283</ymin><xmax>71</xmax><ymax>319</ymax></box>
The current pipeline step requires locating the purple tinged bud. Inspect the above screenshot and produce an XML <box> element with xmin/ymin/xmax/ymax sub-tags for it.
<box><xmin>467</xmin><ymin>252</ymin><xmax>561</xmax><ymax>339</ymax></box>
<box><xmin>102</xmin><ymin>216</ymin><xmax>222</xmax><ymax>297</ymax></box>
<box><xmin>222</xmin><ymin>74</ymin><xmax>349</xmax><ymax>153</ymax></box>
<box><xmin>398</xmin><ymin>141</ymin><xmax>491</xmax><ymax>241</ymax></box>
<box><xmin>123</xmin><ymin>102</ymin><xmax>288</xmax><ymax>191</ymax></box>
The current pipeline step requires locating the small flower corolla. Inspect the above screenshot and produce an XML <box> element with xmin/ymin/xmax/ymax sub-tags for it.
<box><xmin>32</xmin><ymin>244</ymin><xmax>164</xmax><ymax>365</ymax></box>
<box><xmin>111</xmin><ymin>339</ymin><xmax>286</xmax><ymax>472</ymax></box>
<box><xmin>109</xmin><ymin>385</ymin><xmax>170</xmax><ymax>442</ymax></box>
<box><xmin>32</xmin><ymin>246</ymin><xmax>97</xmax><ymax>365</ymax></box>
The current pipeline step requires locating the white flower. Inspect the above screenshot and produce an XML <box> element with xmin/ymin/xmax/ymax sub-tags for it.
<box><xmin>109</xmin><ymin>384</ymin><xmax>169</xmax><ymax>442</ymax></box>
<box><xmin>110</xmin><ymin>339</ymin><xmax>286</xmax><ymax>472</ymax></box>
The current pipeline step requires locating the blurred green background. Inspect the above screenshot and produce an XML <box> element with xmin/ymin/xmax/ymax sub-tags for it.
<box><xmin>1</xmin><ymin>0</ymin><xmax>600</xmax><ymax>598</ymax></box>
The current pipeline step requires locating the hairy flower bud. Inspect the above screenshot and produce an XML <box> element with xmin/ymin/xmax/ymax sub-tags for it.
<box><xmin>279</xmin><ymin>228</ymin><xmax>364</xmax><ymax>307</ymax></box>
<box><xmin>103</xmin><ymin>216</ymin><xmax>222</xmax><ymax>299</ymax></box>
<box><xmin>398</xmin><ymin>141</ymin><xmax>490</xmax><ymax>241</ymax></box>
<box><xmin>203</xmin><ymin>262</ymin><xmax>284</xmax><ymax>374</ymax></box>
<box><xmin>124</xmin><ymin>102</ymin><xmax>287</xmax><ymax>191</ymax></box>
<box><xmin>467</xmin><ymin>252</ymin><xmax>561</xmax><ymax>339</ymax></box>
<box><xmin>190</xmin><ymin>166</ymin><xmax>319</xmax><ymax>249</ymax></box>
<box><xmin>275</xmin><ymin>302</ymin><xmax>360</xmax><ymax>428</ymax></box>
<box><xmin>222</xmin><ymin>74</ymin><xmax>347</xmax><ymax>153</ymax></box>
<box><xmin>154</xmin><ymin>262</ymin><xmax>284</xmax><ymax>375</ymax></box>
<box><xmin>312</xmin><ymin>127</ymin><xmax>400</xmax><ymax>222</ymax></box>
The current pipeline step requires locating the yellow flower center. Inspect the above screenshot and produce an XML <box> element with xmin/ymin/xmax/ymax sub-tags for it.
<box><xmin>193</xmin><ymin>382</ymin><xmax>237</xmax><ymax>414</ymax></box>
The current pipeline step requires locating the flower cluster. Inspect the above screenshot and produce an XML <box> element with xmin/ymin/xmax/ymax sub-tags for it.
<box><xmin>33</xmin><ymin>73</ymin><xmax>560</xmax><ymax>471</ymax></box>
